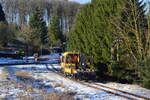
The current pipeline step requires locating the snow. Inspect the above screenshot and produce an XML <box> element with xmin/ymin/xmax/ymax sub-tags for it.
<box><xmin>89</xmin><ymin>83</ymin><xmax>145</xmax><ymax>100</ymax></box>
<box><xmin>0</xmin><ymin>55</ymin><xmax>150</xmax><ymax>100</ymax></box>
<box><xmin>0</xmin><ymin>53</ymin><xmax>61</xmax><ymax>65</ymax></box>
<box><xmin>0</xmin><ymin>68</ymin><xmax>29</xmax><ymax>99</ymax></box>
<box><xmin>4</xmin><ymin>64</ymin><xmax>129</xmax><ymax>100</ymax></box>
<box><xmin>6</xmin><ymin>64</ymin><xmax>64</xmax><ymax>92</ymax></box>
<box><xmin>0</xmin><ymin>68</ymin><xmax>3</xmax><ymax>74</ymax></box>
<box><xmin>40</xmin><ymin>53</ymin><xmax>61</xmax><ymax>59</ymax></box>
<box><xmin>34</xmin><ymin>71</ymin><xmax>128</xmax><ymax>100</ymax></box>
<box><xmin>0</xmin><ymin>65</ymin><xmax>64</xmax><ymax>99</ymax></box>
<box><xmin>104</xmin><ymin>82</ymin><xmax>150</xmax><ymax>99</ymax></box>
<box><xmin>0</xmin><ymin>58</ymin><xmax>27</xmax><ymax>64</ymax></box>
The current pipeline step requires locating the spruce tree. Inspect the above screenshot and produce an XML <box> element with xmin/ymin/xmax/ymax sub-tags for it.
<box><xmin>0</xmin><ymin>3</ymin><xmax>8</xmax><ymax>46</ymax></box>
<box><xmin>111</xmin><ymin>0</ymin><xmax>148</xmax><ymax>82</ymax></box>
<box><xmin>29</xmin><ymin>7</ymin><xmax>48</xmax><ymax>46</ymax></box>
<box><xmin>0</xmin><ymin>3</ymin><xmax>6</xmax><ymax>22</ymax></box>
<box><xmin>48</xmin><ymin>16</ymin><xmax>63</xmax><ymax>46</ymax></box>
<box><xmin>68</xmin><ymin>0</ymin><xmax>122</xmax><ymax>76</ymax></box>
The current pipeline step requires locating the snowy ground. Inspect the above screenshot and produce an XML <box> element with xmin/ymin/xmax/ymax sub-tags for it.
<box><xmin>0</xmin><ymin>65</ymin><xmax>74</xmax><ymax>100</ymax></box>
<box><xmin>0</xmin><ymin>53</ymin><xmax>61</xmax><ymax>64</ymax></box>
<box><xmin>0</xmin><ymin>64</ymin><xmax>149</xmax><ymax>100</ymax></box>
<box><xmin>104</xmin><ymin>82</ymin><xmax>150</xmax><ymax>99</ymax></box>
<box><xmin>0</xmin><ymin>54</ymin><xmax>150</xmax><ymax>100</ymax></box>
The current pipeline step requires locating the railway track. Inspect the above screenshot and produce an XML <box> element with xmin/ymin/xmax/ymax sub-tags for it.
<box><xmin>67</xmin><ymin>77</ymin><xmax>150</xmax><ymax>100</ymax></box>
<box><xmin>2</xmin><ymin>63</ymin><xmax>150</xmax><ymax>100</ymax></box>
<box><xmin>48</xmin><ymin>64</ymin><xmax>150</xmax><ymax>100</ymax></box>
<box><xmin>91</xmin><ymin>83</ymin><xmax>150</xmax><ymax>100</ymax></box>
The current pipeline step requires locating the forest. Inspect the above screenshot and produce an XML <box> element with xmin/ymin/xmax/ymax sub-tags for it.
<box><xmin>0</xmin><ymin>0</ymin><xmax>81</xmax><ymax>49</ymax></box>
<box><xmin>67</xmin><ymin>0</ymin><xmax>150</xmax><ymax>89</ymax></box>
<box><xmin>0</xmin><ymin>0</ymin><xmax>150</xmax><ymax>89</ymax></box>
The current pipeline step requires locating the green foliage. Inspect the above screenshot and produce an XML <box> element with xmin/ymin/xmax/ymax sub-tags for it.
<box><xmin>0</xmin><ymin>22</ymin><xmax>8</xmax><ymax>46</ymax></box>
<box><xmin>111</xmin><ymin>0</ymin><xmax>148</xmax><ymax>82</ymax></box>
<box><xmin>138</xmin><ymin>58</ymin><xmax>150</xmax><ymax>89</ymax></box>
<box><xmin>110</xmin><ymin>0</ymin><xmax>150</xmax><ymax>89</ymax></box>
<box><xmin>18</xmin><ymin>25</ymin><xmax>41</xmax><ymax>47</ymax></box>
<box><xmin>68</xmin><ymin>0</ymin><xmax>150</xmax><ymax>89</ymax></box>
<box><xmin>29</xmin><ymin>7</ymin><xmax>48</xmax><ymax>46</ymax></box>
<box><xmin>48</xmin><ymin>16</ymin><xmax>64</xmax><ymax>46</ymax></box>
<box><xmin>0</xmin><ymin>3</ymin><xmax>6</xmax><ymax>22</ymax></box>
<box><xmin>0</xmin><ymin>3</ymin><xmax>8</xmax><ymax>46</ymax></box>
<box><xmin>67</xmin><ymin>0</ymin><xmax>123</xmax><ymax>76</ymax></box>
<box><xmin>138</xmin><ymin>12</ymin><xmax>150</xmax><ymax>89</ymax></box>
<box><xmin>0</xmin><ymin>22</ymin><xmax>16</xmax><ymax>46</ymax></box>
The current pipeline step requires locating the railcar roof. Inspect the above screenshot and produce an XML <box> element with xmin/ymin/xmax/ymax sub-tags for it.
<box><xmin>62</xmin><ymin>52</ymin><xmax>79</xmax><ymax>56</ymax></box>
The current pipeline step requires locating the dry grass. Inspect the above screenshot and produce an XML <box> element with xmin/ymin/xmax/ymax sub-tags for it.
<box><xmin>11</xmin><ymin>92</ymin><xmax>75</xmax><ymax>100</ymax></box>
<box><xmin>0</xmin><ymin>70</ymin><xmax>75</xmax><ymax>100</ymax></box>
<box><xmin>0</xmin><ymin>77</ymin><xmax>75</xmax><ymax>100</ymax></box>
<box><xmin>43</xmin><ymin>92</ymin><xmax>75</xmax><ymax>100</ymax></box>
<box><xmin>52</xmin><ymin>82</ymin><xmax>62</xmax><ymax>87</ymax></box>
<box><xmin>14</xmin><ymin>70</ymin><xmax>32</xmax><ymax>78</ymax></box>
<box><xmin>0</xmin><ymin>72</ymin><xmax>7</xmax><ymax>80</ymax></box>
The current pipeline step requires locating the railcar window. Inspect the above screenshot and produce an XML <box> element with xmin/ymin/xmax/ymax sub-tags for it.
<box><xmin>66</xmin><ymin>54</ymin><xmax>79</xmax><ymax>64</ymax></box>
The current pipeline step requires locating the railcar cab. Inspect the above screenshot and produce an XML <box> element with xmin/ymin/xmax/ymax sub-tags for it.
<box><xmin>60</xmin><ymin>52</ymin><xmax>80</xmax><ymax>74</ymax></box>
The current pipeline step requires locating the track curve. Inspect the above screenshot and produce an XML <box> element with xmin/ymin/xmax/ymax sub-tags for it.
<box><xmin>48</xmin><ymin>64</ymin><xmax>150</xmax><ymax>100</ymax></box>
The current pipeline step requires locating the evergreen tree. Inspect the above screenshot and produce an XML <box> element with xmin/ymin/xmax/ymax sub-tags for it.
<box><xmin>68</xmin><ymin>0</ymin><xmax>122</xmax><ymax>76</ymax></box>
<box><xmin>0</xmin><ymin>3</ymin><xmax>9</xmax><ymax>46</ymax></box>
<box><xmin>111</xmin><ymin>0</ymin><xmax>148</xmax><ymax>82</ymax></box>
<box><xmin>29</xmin><ymin>7</ymin><xmax>48</xmax><ymax>46</ymax></box>
<box><xmin>0</xmin><ymin>22</ymin><xmax>7</xmax><ymax>46</ymax></box>
<box><xmin>0</xmin><ymin>22</ymin><xmax>16</xmax><ymax>46</ymax></box>
<box><xmin>48</xmin><ymin>16</ymin><xmax>63</xmax><ymax>46</ymax></box>
<box><xmin>18</xmin><ymin>25</ymin><xmax>40</xmax><ymax>46</ymax></box>
<box><xmin>0</xmin><ymin>3</ymin><xmax>6</xmax><ymax>22</ymax></box>
<box><xmin>18</xmin><ymin>25</ymin><xmax>41</xmax><ymax>56</ymax></box>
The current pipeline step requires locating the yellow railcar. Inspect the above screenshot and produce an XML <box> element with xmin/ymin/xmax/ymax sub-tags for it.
<box><xmin>60</xmin><ymin>52</ymin><xmax>80</xmax><ymax>75</ymax></box>
<box><xmin>60</xmin><ymin>52</ymin><xmax>95</xmax><ymax>80</ymax></box>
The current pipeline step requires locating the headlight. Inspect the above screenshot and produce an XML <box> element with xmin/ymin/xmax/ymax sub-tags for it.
<box><xmin>74</xmin><ymin>70</ymin><xmax>77</xmax><ymax>73</ymax></box>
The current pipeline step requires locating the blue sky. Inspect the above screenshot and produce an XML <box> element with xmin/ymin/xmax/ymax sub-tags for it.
<box><xmin>69</xmin><ymin>0</ymin><xmax>150</xmax><ymax>4</ymax></box>
<box><xmin>144</xmin><ymin>0</ymin><xmax>150</xmax><ymax>3</ymax></box>
<box><xmin>69</xmin><ymin>0</ymin><xmax>91</xmax><ymax>4</ymax></box>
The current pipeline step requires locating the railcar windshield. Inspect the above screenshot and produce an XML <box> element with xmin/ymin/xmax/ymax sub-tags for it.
<box><xmin>65</xmin><ymin>54</ymin><xmax>79</xmax><ymax>64</ymax></box>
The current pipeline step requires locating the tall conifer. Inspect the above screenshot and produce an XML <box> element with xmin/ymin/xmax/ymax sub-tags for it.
<box><xmin>68</xmin><ymin>0</ymin><xmax>122</xmax><ymax>76</ymax></box>
<box><xmin>48</xmin><ymin>16</ymin><xmax>63</xmax><ymax>46</ymax></box>
<box><xmin>29</xmin><ymin>7</ymin><xmax>48</xmax><ymax>46</ymax></box>
<box><xmin>0</xmin><ymin>3</ymin><xmax>6</xmax><ymax>22</ymax></box>
<box><xmin>111</xmin><ymin>0</ymin><xmax>148</xmax><ymax>82</ymax></box>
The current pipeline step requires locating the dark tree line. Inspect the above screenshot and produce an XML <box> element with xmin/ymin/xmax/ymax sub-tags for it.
<box><xmin>0</xmin><ymin>3</ymin><xmax>16</xmax><ymax>46</ymax></box>
<box><xmin>0</xmin><ymin>3</ymin><xmax>5</xmax><ymax>22</ymax></box>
